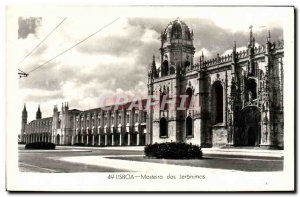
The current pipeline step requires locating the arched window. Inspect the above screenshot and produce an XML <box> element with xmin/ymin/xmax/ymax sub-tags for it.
<box><xmin>212</xmin><ymin>81</ymin><xmax>223</xmax><ymax>124</ymax></box>
<box><xmin>160</xmin><ymin>92</ymin><xmax>168</xmax><ymax>110</ymax></box>
<box><xmin>185</xmin><ymin>88</ymin><xmax>193</xmax><ymax>109</ymax></box>
<box><xmin>246</xmin><ymin>78</ymin><xmax>257</xmax><ymax>100</ymax></box>
<box><xmin>56</xmin><ymin>134</ymin><xmax>60</xmax><ymax>145</ymax></box>
<box><xmin>159</xmin><ymin>117</ymin><xmax>168</xmax><ymax>137</ymax></box>
<box><xmin>161</xmin><ymin>60</ymin><xmax>169</xmax><ymax>76</ymax></box>
<box><xmin>186</xmin><ymin>116</ymin><xmax>193</xmax><ymax>136</ymax></box>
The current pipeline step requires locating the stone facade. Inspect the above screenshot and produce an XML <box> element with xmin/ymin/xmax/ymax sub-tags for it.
<box><xmin>21</xmin><ymin>101</ymin><xmax>147</xmax><ymax>146</ymax></box>
<box><xmin>147</xmin><ymin>19</ymin><xmax>284</xmax><ymax>149</ymax></box>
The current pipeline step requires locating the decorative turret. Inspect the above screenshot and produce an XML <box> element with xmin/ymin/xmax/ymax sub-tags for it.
<box><xmin>36</xmin><ymin>104</ymin><xmax>42</xmax><ymax>119</ymax></box>
<box><xmin>53</xmin><ymin>104</ymin><xmax>58</xmax><ymax>113</ymax></box>
<box><xmin>247</xmin><ymin>25</ymin><xmax>256</xmax><ymax>76</ymax></box>
<box><xmin>22</xmin><ymin>104</ymin><xmax>27</xmax><ymax>117</ymax></box>
<box><xmin>150</xmin><ymin>55</ymin><xmax>158</xmax><ymax>78</ymax></box>
<box><xmin>21</xmin><ymin>104</ymin><xmax>28</xmax><ymax>143</ymax></box>
<box><xmin>199</xmin><ymin>51</ymin><xmax>204</xmax><ymax>69</ymax></box>
<box><xmin>266</xmin><ymin>30</ymin><xmax>272</xmax><ymax>53</ymax></box>
<box><xmin>61</xmin><ymin>102</ymin><xmax>69</xmax><ymax>113</ymax></box>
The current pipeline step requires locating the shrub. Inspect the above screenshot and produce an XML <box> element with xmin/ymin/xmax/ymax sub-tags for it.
<box><xmin>144</xmin><ymin>142</ymin><xmax>202</xmax><ymax>159</ymax></box>
<box><xmin>25</xmin><ymin>142</ymin><xmax>56</xmax><ymax>150</ymax></box>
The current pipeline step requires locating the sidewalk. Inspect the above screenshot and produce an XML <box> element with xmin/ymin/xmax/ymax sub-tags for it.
<box><xmin>202</xmin><ymin>148</ymin><xmax>283</xmax><ymax>158</ymax></box>
<box><xmin>56</xmin><ymin>145</ymin><xmax>284</xmax><ymax>158</ymax></box>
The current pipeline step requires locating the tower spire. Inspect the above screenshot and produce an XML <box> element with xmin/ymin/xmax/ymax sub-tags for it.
<box><xmin>23</xmin><ymin>103</ymin><xmax>27</xmax><ymax>112</ymax></box>
<box><xmin>36</xmin><ymin>104</ymin><xmax>42</xmax><ymax>119</ymax></box>
<box><xmin>151</xmin><ymin>55</ymin><xmax>157</xmax><ymax>78</ymax></box>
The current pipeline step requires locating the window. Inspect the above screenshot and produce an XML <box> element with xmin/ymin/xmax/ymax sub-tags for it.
<box><xmin>126</xmin><ymin>113</ymin><xmax>130</xmax><ymax>124</ymax></box>
<box><xmin>160</xmin><ymin>93</ymin><xmax>168</xmax><ymax>110</ymax></box>
<box><xmin>159</xmin><ymin>117</ymin><xmax>168</xmax><ymax>137</ymax></box>
<box><xmin>161</xmin><ymin>60</ymin><xmax>169</xmax><ymax>77</ymax></box>
<box><xmin>142</xmin><ymin>112</ymin><xmax>147</xmax><ymax>122</ymax></box>
<box><xmin>212</xmin><ymin>81</ymin><xmax>223</xmax><ymax>124</ymax></box>
<box><xmin>186</xmin><ymin>88</ymin><xmax>193</xmax><ymax>109</ymax></box>
<box><xmin>246</xmin><ymin>78</ymin><xmax>257</xmax><ymax>100</ymax></box>
<box><xmin>111</xmin><ymin>116</ymin><xmax>114</xmax><ymax>125</ymax></box>
<box><xmin>118</xmin><ymin>114</ymin><xmax>122</xmax><ymax>124</ymax></box>
<box><xmin>186</xmin><ymin>116</ymin><xmax>193</xmax><ymax>136</ymax></box>
<box><xmin>135</xmin><ymin>112</ymin><xmax>138</xmax><ymax>122</ymax></box>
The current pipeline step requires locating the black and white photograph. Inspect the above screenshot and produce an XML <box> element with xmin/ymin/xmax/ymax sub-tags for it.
<box><xmin>5</xmin><ymin>5</ymin><xmax>295</xmax><ymax>192</ymax></box>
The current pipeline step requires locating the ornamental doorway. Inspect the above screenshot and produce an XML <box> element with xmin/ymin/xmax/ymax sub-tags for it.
<box><xmin>235</xmin><ymin>106</ymin><xmax>261</xmax><ymax>146</ymax></box>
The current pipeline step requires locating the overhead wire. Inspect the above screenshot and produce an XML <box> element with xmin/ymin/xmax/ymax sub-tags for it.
<box><xmin>26</xmin><ymin>17</ymin><xmax>120</xmax><ymax>74</ymax></box>
<box><xmin>18</xmin><ymin>17</ymin><xmax>67</xmax><ymax>66</ymax></box>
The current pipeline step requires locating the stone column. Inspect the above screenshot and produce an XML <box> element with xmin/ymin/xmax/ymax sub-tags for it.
<box><xmin>119</xmin><ymin>134</ymin><xmax>122</xmax><ymax>146</ymax></box>
<box><xmin>92</xmin><ymin>135</ymin><xmax>95</xmax><ymax>146</ymax></box>
<box><xmin>136</xmin><ymin>133</ymin><xmax>139</xmax><ymax>146</ymax></box>
<box><xmin>98</xmin><ymin>135</ymin><xmax>101</xmax><ymax>146</ymax></box>
<box><xmin>81</xmin><ymin>135</ymin><xmax>84</xmax><ymax>144</ymax></box>
<box><xmin>87</xmin><ymin>135</ymin><xmax>89</xmax><ymax>145</ymax></box>
<box><xmin>112</xmin><ymin>134</ymin><xmax>114</xmax><ymax>146</ymax></box>
<box><xmin>71</xmin><ymin>135</ymin><xmax>74</xmax><ymax>145</ymax></box>
<box><xmin>128</xmin><ymin>133</ymin><xmax>130</xmax><ymax>146</ymax></box>
<box><xmin>104</xmin><ymin>134</ymin><xmax>107</xmax><ymax>146</ymax></box>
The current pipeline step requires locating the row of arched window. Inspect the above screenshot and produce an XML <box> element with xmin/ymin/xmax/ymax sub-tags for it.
<box><xmin>75</xmin><ymin>111</ymin><xmax>147</xmax><ymax>130</ymax></box>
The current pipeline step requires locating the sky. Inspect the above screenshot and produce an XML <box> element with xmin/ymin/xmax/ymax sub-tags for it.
<box><xmin>7</xmin><ymin>6</ymin><xmax>284</xmax><ymax>122</ymax></box>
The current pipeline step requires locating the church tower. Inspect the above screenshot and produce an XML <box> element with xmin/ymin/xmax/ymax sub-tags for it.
<box><xmin>148</xmin><ymin>18</ymin><xmax>200</xmax><ymax>145</ymax></box>
<box><xmin>160</xmin><ymin>18</ymin><xmax>195</xmax><ymax>76</ymax></box>
<box><xmin>36</xmin><ymin>105</ymin><xmax>42</xmax><ymax>119</ymax></box>
<box><xmin>21</xmin><ymin>104</ymin><xmax>27</xmax><ymax>143</ymax></box>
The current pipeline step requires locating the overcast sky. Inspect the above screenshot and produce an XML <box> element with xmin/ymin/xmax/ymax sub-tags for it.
<box><xmin>7</xmin><ymin>7</ymin><xmax>284</xmax><ymax>121</ymax></box>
